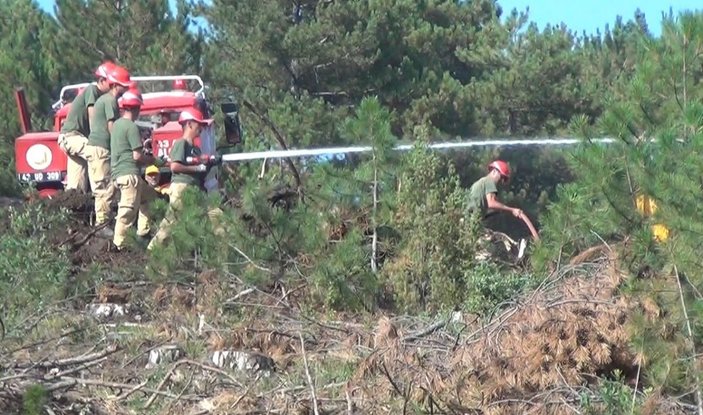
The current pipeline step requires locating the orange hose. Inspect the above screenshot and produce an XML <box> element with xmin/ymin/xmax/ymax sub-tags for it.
<box><xmin>520</xmin><ymin>213</ymin><xmax>539</xmax><ymax>241</ymax></box>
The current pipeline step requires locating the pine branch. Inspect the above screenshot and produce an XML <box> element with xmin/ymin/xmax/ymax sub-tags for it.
<box><xmin>241</xmin><ymin>99</ymin><xmax>303</xmax><ymax>192</ymax></box>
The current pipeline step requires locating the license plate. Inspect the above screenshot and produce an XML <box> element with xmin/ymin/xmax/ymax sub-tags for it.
<box><xmin>18</xmin><ymin>171</ymin><xmax>64</xmax><ymax>183</ymax></box>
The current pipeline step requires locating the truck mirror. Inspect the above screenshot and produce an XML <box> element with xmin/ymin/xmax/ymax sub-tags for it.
<box><xmin>221</xmin><ymin>102</ymin><xmax>243</xmax><ymax>145</ymax></box>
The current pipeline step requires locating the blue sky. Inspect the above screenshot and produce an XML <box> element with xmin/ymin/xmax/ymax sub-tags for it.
<box><xmin>499</xmin><ymin>0</ymin><xmax>702</xmax><ymax>37</ymax></box>
<box><xmin>36</xmin><ymin>0</ymin><xmax>701</xmax><ymax>38</ymax></box>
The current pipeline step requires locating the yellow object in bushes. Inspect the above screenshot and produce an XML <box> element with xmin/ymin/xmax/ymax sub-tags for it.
<box><xmin>651</xmin><ymin>224</ymin><xmax>669</xmax><ymax>242</ymax></box>
<box><xmin>635</xmin><ymin>194</ymin><xmax>670</xmax><ymax>242</ymax></box>
<box><xmin>636</xmin><ymin>194</ymin><xmax>658</xmax><ymax>217</ymax></box>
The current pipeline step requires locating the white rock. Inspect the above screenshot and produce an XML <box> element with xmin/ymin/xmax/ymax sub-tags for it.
<box><xmin>199</xmin><ymin>399</ymin><xmax>216</xmax><ymax>411</ymax></box>
<box><xmin>85</xmin><ymin>303</ymin><xmax>130</xmax><ymax>319</ymax></box>
<box><xmin>209</xmin><ymin>350</ymin><xmax>274</xmax><ymax>376</ymax></box>
<box><xmin>146</xmin><ymin>345</ymin><xmax>184</xmax><ymax>369</ymax></box>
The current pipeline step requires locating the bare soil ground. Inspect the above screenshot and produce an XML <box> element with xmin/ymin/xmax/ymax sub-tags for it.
<box><xmin>28</xmin><ymin>189</ymin><xmax>148</xmax><ymax>269</ymax></box>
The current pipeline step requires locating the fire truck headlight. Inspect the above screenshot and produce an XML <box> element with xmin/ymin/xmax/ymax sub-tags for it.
<box><xmin>26</xmin><ymin>144</ymin><xmax>53</xmax><ymax>170</ymax></box>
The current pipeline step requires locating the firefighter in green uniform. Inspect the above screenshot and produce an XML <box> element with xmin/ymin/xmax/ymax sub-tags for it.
<box><xmin>58</xmin><ymin>61</ymin><xmax>115</xmax><ymax>193</ymax></box>
<box><xmin>466</xmin><ymin>160</ymin><xmax>537</xmax><ymax>259</ymax></box>
<box><xmin>83</xmin><ymin>64</ymin><xmax>131</xmax><ymax>236</ymax></box>
<box><xmin>109</xmin><ymin>87</ymin><xmax>162</xmax><ymax>250</ymax></box>
<box><xmin>147</xmin><ymin>107</ymin><xmax>222</xmax><ymax>251</ymax></box>
<box><xmin>466</xmin><ymin>160</ymin><xmax>524</xmax><ymax>220</ymax></box>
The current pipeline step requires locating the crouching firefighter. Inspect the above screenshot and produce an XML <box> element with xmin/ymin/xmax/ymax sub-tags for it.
<box><xmin>466</xmin><ymin>161</ymin><xmax>525</xmax><ymax>220</ymax></box>
<box><xmin>143</xmin><ymin>165</ymin><xmax>170</xmax><ymax>198</ymax></box>
<box><xmin>110</xmin><ymin>88</ymin><xmax>164</xmax><ymax>250</ymax></box>
<box><xmin>147</xmin><ymin>107</ymin><xmax>224</xmax><ymax>251</ymax></box>
<box><xmin>465</xmin><ymin>160</ymin><xmax>539</xmax><ymax>259</ymax></box>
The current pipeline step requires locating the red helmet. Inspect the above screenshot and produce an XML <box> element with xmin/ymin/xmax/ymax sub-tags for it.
<box><xmin>119</xmin><ymin>88</ymin><xmax>143</xmax><ymax>109</ymax></box>
<box><xmin>94</xmin><ymin>61</ymin><xmax>115</xmax><ymax>79</ymax></box>
<box><xmin>488</xmin><ymin>160</ymin><xmax>511</xmax><ymax>179</ymax></box>
<box><xmin>172</xmin><ymin>79</ymin><xmax>187</xmax><ymax>90</ymax></box>
<box><xmin>106</xmin><ymin>65</ymin><xmax>131</xmax><ymax>87</ymax></box>
<box><xmin>178</xmin><ymin>107</ymin><xmax>213</xmax><ymax>125</ymax></box>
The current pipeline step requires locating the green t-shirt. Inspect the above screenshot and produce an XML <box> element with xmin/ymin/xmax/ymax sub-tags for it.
<box><xmin>466</xmin><ymin>176</ymin><xmax>498</xmax><ymax>216</ymax></box>
<box><xmin>169</xmin><ymin>138</ymin><xmax>205</xmax><ymax>186</ymax></box>
<box><xmin>88</xmin><ymin>93</ymin><xmax>119</xmax><ymax>149</ymax></box>
<box><xmin>60</xmin><ymin>84</ymin><xmax>102</xmax><ymax>137</ymax></box>
<box><xmin>110</xmin><ymin>118</ymin><xmax>143</xmax><ymax>179</ymax></box>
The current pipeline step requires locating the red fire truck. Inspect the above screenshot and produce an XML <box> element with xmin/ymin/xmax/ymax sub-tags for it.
<box><xmin>14</xmin><ymin>75</ymin><xmax>242</xmax><ymax>198</ymax></box>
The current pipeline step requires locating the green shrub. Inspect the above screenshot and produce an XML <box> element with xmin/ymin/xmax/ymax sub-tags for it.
<box><xmin>0</xmin><ymin>204</ymin><xmax>72</xmax><ymax>330</ymax></box>
<box><xmin>463</xmin><ymin>263</ymin><xmax>536</xmax><ymax>315</ymax></box>
<box><xmin>22</xmin><ymin>384</ymin><xmax>48</xmax><ymax>415</ymax></box>
<box><xmin>382</xmin><ymin>140</ymin><xmax>484</xmax><ymax>313</ymax></box>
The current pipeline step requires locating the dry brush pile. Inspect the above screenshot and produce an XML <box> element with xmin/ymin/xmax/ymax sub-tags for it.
<box><xmin>350</xmin><ymin>245</ymin><xmax>693</xmax><ymax>414</ymax></box>
<box><xmin>0</xmin><ymin>241</ymin><xmax>696</xmax><ymax>414</ymax></box>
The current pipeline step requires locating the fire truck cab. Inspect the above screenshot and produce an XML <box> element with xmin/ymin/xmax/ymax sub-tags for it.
<box><xmin>14</xmin><ymin>75</ymin><xmax>242</xmax><ymax>198</ymax></box>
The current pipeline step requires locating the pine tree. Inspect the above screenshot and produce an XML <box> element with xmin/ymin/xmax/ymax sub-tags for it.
<box><xmin>466</xmin><ymin>19</ymin><xmax>595</xmax><ymax>136</ymax></box>
<box><xmin>534</xmin><ymin>10</ymin><xmax>703</xmax><ymax>401</ymax></box>
<box><xmin>0</xmin><ymin>0</ymin><xmax>60</xmax><ymax>136</ymax></box>
<box><xmin>0</xmin><ymin>0</ymin><xmax>61</xmax><ymax>196</ymax></box>
<box><xmin>52</xmin><ymin>0</ymin><xmax>206</xmax><ymax>81</ymax></box>
<box><xmin>200</xmin><ymin>0</ymin><xmax>512</xmax><ymax>155</ymax></box>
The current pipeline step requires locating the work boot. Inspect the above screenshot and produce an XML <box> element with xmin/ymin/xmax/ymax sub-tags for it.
<box><xmin>136</xmin><ymin>230</ymin><xmax>153</xmax><ymax>241</ymax></box>
<box><xmin>95</xmin><ymin>226</ymin><xmax>114</xmax><ymax>239</ymax></box>
<box><xmin>115</xmin><ymin>244</ymin><xmax>135</xmax><ymax>253</ymax></box>
<box><xmin>135</xmin><ymin>232</ymin><xmax>153</xmax><ymax>249</ymax></box>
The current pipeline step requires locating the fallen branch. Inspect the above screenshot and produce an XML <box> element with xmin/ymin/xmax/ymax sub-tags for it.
<box><xmin>17</xmin><ymin>344</ymin><xmax>120</xmax><ymax>370</ymax></box>
<box><xmin>120</xmin><ymin>339</ymin><xmax>172</xmax><ymax>369</ymax></box>
<box><xmin>675</xmin><ymin>265</ymin><xmax>703</xmax><ymax>415</ymax></box>
<box><xmin>1</xmin><ymin>345</ymin><xmax>120</xmax><ymax>383</ymax></box>
<box><xmin>228</xmin><ymin>244</ymin><xmax>272</xmax><ymax>272</ymax></box>
<box><xmin>231</xmin><ymin>372</ymin><xmax>262</xmax><ymax>409</ymax></box>
<box><xmin>276</xmin><ymin>282</ymin><xmax>307</xmax><ymax>307</ymax></box>
<box><xmin>143</xmin><ymin>361</ymin><xmax>179</xmax><ymax>409</ymax></box>
<box><xmin>227</xmin><ymin>288</ymin><xmax>255</xmax><ymax>302</ymax></box>
<box><xmin>403</xmin><ymin>319</ymin><xmax>448</xmax><ymax>343</ymax></box>
<box><xmin>299</xmin><ymin>332</ymin><xmax>320</xmax><ymax>415</ymax></box>
<box><xmin>345</xmin><ymin>386</ymin><xmax>354</xmax><ymax>415</ymax></box>
<box><xmin>166</xmin><ymin>368</ymin><xmax>194</xmax><ymax>411</ymax></box>
<box><xmin>44</xmin><ymin>357</ymin><xmax>108</xmax><ymax>380</ymax></box>
<box><xmin>262</xmin><ymin>381</ymin><xmax>346</xmax><ymax>397</ymax></box>
<box><xmin>56</xmin><ymin>376</ymin><xmax>201</xmax><ymax>402</ymax></box>
<box><xmin>143</xmin><ymin>358</ymin><xmax>246</xmax><ymax>409</ymax></box>
<box><xmin>300</xmin><ymin>314</ymin><xmax>349</xmax><ymax>335</ymax></box>
<box><xmin>180</xmin><ymin>359</ymin><xmax>245</xmax><ymax>388</ymax></box>
<box><xmin>61</xmin><ymin>221</ymin><xmax>110</xmax><ymax>250</ymax></box>
<box><xmin>112</xmin><ymin>380</ymin><xmax>148</xmax><ymax>403</ymax></box>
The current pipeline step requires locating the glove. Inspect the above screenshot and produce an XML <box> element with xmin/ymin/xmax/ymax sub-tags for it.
<box><xmin>196</xmin><ymin>154</ymin><xmax>222</xmax><ymax>166</ymax></box>
<box><xmin>195</xmin><ymin>164</ymin><xmax>207</xmax><ymax>172</ymax></box>
<box><xmin>186</xmin><ymin>155</ymin><xmax>206</xmax><ymax>165</ymax></box>
<box><xmin>208</xmin><ymin>154</ymin><xmax>222</xmax><ymax>166</ymax></box>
